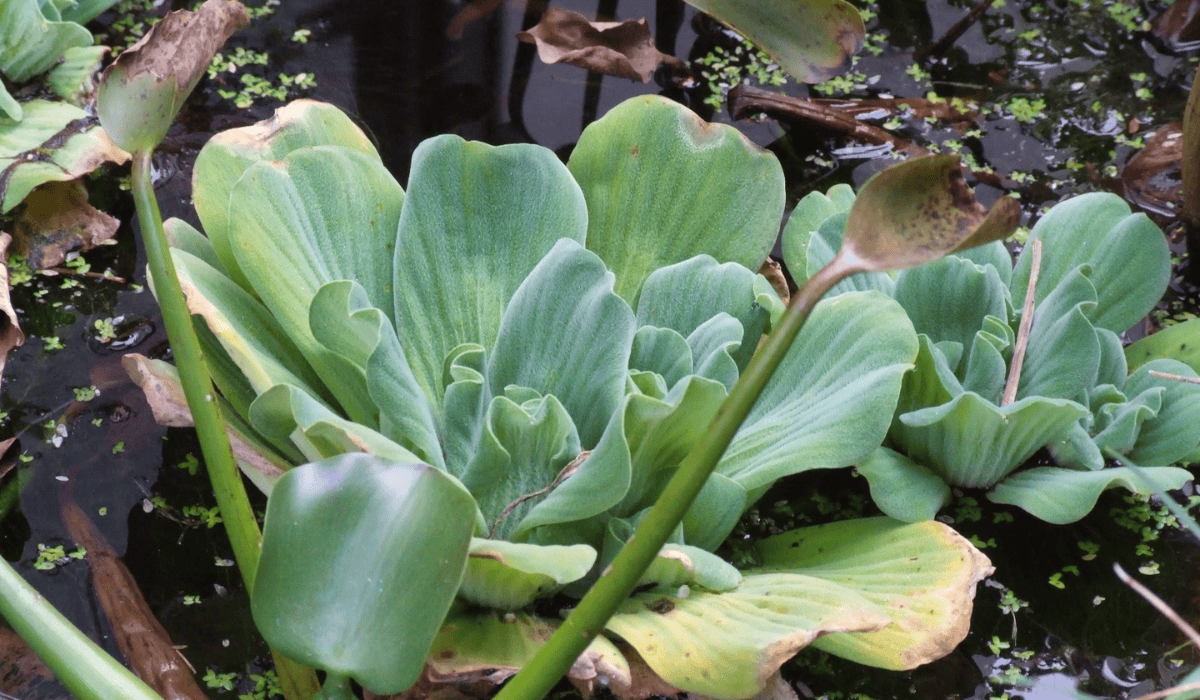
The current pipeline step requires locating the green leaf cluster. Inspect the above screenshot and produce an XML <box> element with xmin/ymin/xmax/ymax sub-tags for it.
<box><xmin>787</xmin><ymin>186</ymin><xmax>1197</xmax><ymax>524</ymax></box>
<box><xmin>130</xmin><ymin>96</ymin><xmax>998</xmax><ymax>697</ymax></box>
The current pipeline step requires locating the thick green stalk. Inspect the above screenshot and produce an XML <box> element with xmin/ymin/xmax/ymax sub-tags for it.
<box><xmin>0</xmin><ymin>556</ymin><xmax>166</xmax><ymax>700</ymax></box>
<box><xmin>130</xmin><ymin>150</ymin><xmax>320</xmax><ymax>700</ymax></box>
<box><xmin>493</xmin><ymin>261</ymin><xmax>846</xmax><ymax>700</ymax></box>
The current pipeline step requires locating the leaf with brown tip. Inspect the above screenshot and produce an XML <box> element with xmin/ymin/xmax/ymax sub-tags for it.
<box><xmin>840</xmin><ymin>154</ymin><xmax>1020</xmax><ymax>274</ymax></box>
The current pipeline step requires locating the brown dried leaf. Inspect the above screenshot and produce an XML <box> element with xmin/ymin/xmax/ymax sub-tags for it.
<box><xmin>517</xmin><ymin>7</ymin><xmax>684</xmax><ymax>83</ymax></box>
<box><xmin>1120</xmin><ymin>122</ymin><xmax>1183</xmax><ymax>226</ymax></box>
<box><xmin>10</xmin><ymin>179</ymin><xmax>119</xmax><ymax>270</ymax></box>
<box><xmin>1153</xmin><ymin>0</ymin><xmax>1200</xmax><ymax>48</ymax></box>
<box><xmin>105</xmin><ymin>0</ymin><xmax>249</xmax><ymax>102</ymax></box>
<box><xmin>0</xmin><ymin>233</ymin><xmax>25</xmax><ymax>379</ymax></box>
<box><xmin>59</xmin><ymin>493</ymin><xmax>210</xmax><ymax>700</ymax></box>
<box><xmin>122</xmin><ymin>354</ymin><xmax>286</xmax><ymax>483</ymax></box>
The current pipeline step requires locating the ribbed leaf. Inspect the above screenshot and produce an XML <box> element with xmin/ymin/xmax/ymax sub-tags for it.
<box><xmin>394</xmin><ymin>135</ymin><xmax>587</xmax><ymax>414</ymax></box>
<box><xmin>988</xmin><ymin>465</ymin><xmax>1194</xmax><ymax>524</ymax></box>
<box><xmin>755</xmin><ymin>518</ymin><xmax>993</xmax><ymax>671</ymax></box>
<box><xmin>192</xmin><ymin>99</ymin><xmax>381</xmax><ymax>291</ymax></box>
<box><xmin>855</xmin><ymin>446</ymin><xmax>951</xmax><ymax>523</ymax></box>
<box><xmin>1126</xmin><ymin>360</ymin><xmax>1200</xmax><ymax>465</ymax></box>
<box><xmin>895</xmin><ymin>392</ymin><xmax>1088</xmax><ymax>488</ymax></box>
<box><xmin>487</xmin><ymin>239</ymin><xmax>634</xmax><ymax>447</ymax></box>
<box><xmin>717</xmin><ymin>291</ymin><xmax>917</xmax><ymax>491</ymax></box>
<box><xmin>1012</xmin><ymin>193</ymin><xmax>1169</xmax><ymax>334</ymax></box>
<box><xmin>569</xmin><ymin>95</ymin><xmax>783</xmax><ymax>305</ymax></box>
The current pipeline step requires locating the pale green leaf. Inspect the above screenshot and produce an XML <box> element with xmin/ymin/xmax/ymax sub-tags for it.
<box><xmin>855</xmin><ymin>446</ymin><xmax>951</xmax><ymax>522</ymax></box>
<box><xmin>458</xmin><ymin>539</ymin><xmax>596</xmax><ymax>610</ymax></box>
<box><xmin>395</xmin><ymin>135</ymin><xmax>587</xmax><ymax>413</ymax></box>
<box><xmin>717</xmin><ymin>291</ymin><xmax>917</xmax><ymax>491</ymax></box>
<box><xmin>569</xmin><ymin>95</ymin><xmax>783</xmax><ymax>305</ymax></box>
<box><xmin>1012</xmin><ymin>193</ymin><xmax>1169</xmax><ymax>334</ymax></box>
<box><xmin>988</xmin><ymin>465</ymin><xmax>1194</xmax><ymax>524</ymax></box>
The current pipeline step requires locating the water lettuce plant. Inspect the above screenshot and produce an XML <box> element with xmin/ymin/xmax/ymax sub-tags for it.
<box><xmin>123</xmin><ymin>95</ymin><xmax>998</xmax><ymax>698</ymax></box>
<box><xmin>785</xmin><ymin>185</ymin><xmax>1197</xmax><ymax>524</ymax></box>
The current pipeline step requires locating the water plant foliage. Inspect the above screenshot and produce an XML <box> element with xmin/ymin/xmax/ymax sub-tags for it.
<box><xmin>787</xmin><ymin>185</ymin><xmax>1197</xmax><ymax>524</ymax></box>
<box><xmin>127</xmin><ymin>95</ymin><xmax>995</xmax><ymax>698</ymax></box>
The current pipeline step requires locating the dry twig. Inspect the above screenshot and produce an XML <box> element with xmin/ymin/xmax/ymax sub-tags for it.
<box><xmin>1002</xmin><ymin>238</ymin><xmax>1041</xmax><ymax>406</ymax></box>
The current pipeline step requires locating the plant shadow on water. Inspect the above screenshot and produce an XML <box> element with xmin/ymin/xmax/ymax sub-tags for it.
<box><xmin>1</xmin><ymin>0</ymin><xmax>1199</xmax><ymax>698</ymax></box>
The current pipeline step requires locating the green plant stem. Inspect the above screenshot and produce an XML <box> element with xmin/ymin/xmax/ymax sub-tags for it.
<box><xmin>131</xmin><ymin>150</ymin><xmax>320</xmax><ymax>700</ymax></box>
<box><xmin>0</xmin><ymin>556</ymin><xmax>166</xmax><ymax>700</ymax></box>
<box><xmin>493</xmin><ymin>260</ymin><xmax>847</xmax><ymax>700</ymax></box>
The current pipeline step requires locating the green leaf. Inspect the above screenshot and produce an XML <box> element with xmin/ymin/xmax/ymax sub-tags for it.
<box><xmin>952</xmin><ymin>241</ymin><xmax>1013</xmax><ymax>287</ymax></box>
<box><xmin>1125</xmin><ymin>360</ymin><xmax>1200</xmax><ymax>465</ymax></box>
<box><xmin>1126</xmin><ymin>317</ymin><xmax>1200</xmax><ymax>375</ymax></box>
<box><xmin>1091</xmin><ymin>387</ymin><xmax>1162</xmax><ymax>455</ymax></box>
<box><xmin>395</xmin><ymin>135</ymin><xmax>587</xmax><ymax>413</ymax></box>
<box><xmin>893</xmin><ymin>255</ymin><xmax>1008</xmax><ymax>362</ymax></box>
<box><xmin>681</xmin><ymin>471</ymin><xmax>747</xmax><ymax>551</ymax></box>
<box><xmin>0</xmin><ymin>99</ymin><xmax>127</xmax><ymax>213</ymax></box>
<box><xmin>682</xmin><ymin>0</ymin><xmax>865</xmax><ymax>83</ymax></box>
<box><xmin>685</xmin><ymin>313</ymin><xmax>743</xmax><ymax>392</ymax></box>
<box><xmin>248</xmin><ymin>384</ymin><xmax>423</xmax><ymax>466</ymax></box>
<box><xmin>781</xmin><ymin>185</ymin><xmax>856</xmax><ymax>288</ymax></box>
<box><xmin>987</xmin><ymin>465</ymin><xmax>1194</xmax><ymax>524</ymax></box>
<box><xmin>636</xmin><ymin>255</ymin><xmax>770</xmax><ymax>356</ymax></box>
<box><xmin>855</xmin><ymin>446</ymin><xmax>951</xmax><ymax>522</ymax></box>
<box><xmin>636</xmin><ymin>543</ymin><xmax>741</xmax><ymax>592</ymax></box>
<box><xmin>459</xmin><ymin>393</ymin><xmax>582</xmax><ymax>541</ymax></box>
<box><xmin>193</xmin><ymin>100</ymin><xmax>382</xmax><ymax>291</ymax></box>
<box><xmin>629</xmin><ymin>326</ymin><xmax>693</xmax><ymax>390</ymax></box>
<box><xmin>1012</xmin><ymin>193</ymin><xmax>1170</xmax><ymax>334</ymax></box>
<box><xmin>487</xmin><ymin>239</ymin><xmax>634</xmax><ymax>447</ymax></box>
<box><xmin>170</xmin><ymin>249</ymin><xmax>329</xmax><ymax>404</ymax></box>
<box><xmin>717</xmin><ymin>291</ymin><xmax>917</xmax><ymax>491</ymax></box>
<box><xmin>45</xmin><ymin>45</ymin><xmax>106</xmax><ymax>105</ymax></box>
<box><xmin>604</xmin><ymin>572</ymin><xmax>887</xmax><ymax>699</ymax></box>
<box><xmin>756</xmin><ymin>518</ymin><xmax>993</xmax><ymax>671</ymax></box>
<box><xmin>1017</xmin><ymin>265</ymin><xmax>1100</xmax><ymax>401</ymax></box>
<box><xmin>0</xmin><ymin>0</ymin><xmax>92</xmax><ymax>82</ymax></box>
<box><xmin>569</xmin><ymin>95</ymin><xmax>783</xmax><ymax>305</ymax></box>
<box><xmin>894</xmin><ymin>392</ymin><xmax>1089</xmax><ymax>488</ymax></box>
<box><xmin>252</xmin><ymin>453</ymin><xmax>476</xmax><ymax>695</ymax></box>
<box><xmin>310</xmin><ymin>281</ymin><xmax>445</xmax><ymax>469</ymax></box>
<box><xmin>793</xmin><ymin>212</ymin><xmax>896</xmax><ymax>297</ymax></box>
<box><xmin>458</xmin><ymin>539</ymin><xmax>596</xmax><ymax>610</ymax></box>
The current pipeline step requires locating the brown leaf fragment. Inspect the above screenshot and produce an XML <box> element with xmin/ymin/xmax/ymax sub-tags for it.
<box><xmin>0</xmin><ymin>233</ymin><xmax>25</xmax><ymax>379</ymax></box>
<box><xmin>59</xmin><ymin>492</ymin><xmax>211</xmax><ymax>700</ymax></box>
<box><xmin>517</xmin><ymin>7</ymin><xmax>685</xmax><ymax>83</ymax></box>
<box><xmin>1153</xmin><ymin>0</ymin><xmax>1200</xmax><ymax>49</ymax></box>
<box><xmin>1120</xmin><ymin>122</ymin><xmax>1184</xmax><ymax>226</ymax></box>
<box><xmin>757</xmin><ymin>258</ymin><xmax>790</xmax><ymax>305</ymax></box>
<box><xmin>104</xmin><ymin>0</ymin><xmax>249</xmax><ymax>101</ymax></box>
<box><xmin>122</xmin><ymin>354</ymin><xmax>287</xmax><ymax>483</ymax></box>
<box><xmin>10</xmin><ymin>180</ymin><xmax>119</xmax><ymax>270</ymax></box>
<box><xmin>446</xmin><ymin>0</ymin><xmax>505</xmax><ymax>40</ymax></box>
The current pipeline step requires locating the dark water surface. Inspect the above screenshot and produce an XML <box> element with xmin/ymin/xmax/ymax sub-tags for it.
<box><xmin>2</xmin><ymin>1</ymin><xmax>1199</xmax><ymax>699</ymax></box>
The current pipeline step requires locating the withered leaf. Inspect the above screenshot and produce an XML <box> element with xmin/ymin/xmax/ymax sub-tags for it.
<box><xmin>10</xmin><ymin>179</ymin><xmax>119</xmax><ymax>270</ymax></box>
<box><xmin>0</xmin><ymin>233</ymin><xmax>25</xmax><ymax>380</ymax></box>
<box><xmin>1120</xmin><ymin>122</ymin><xmax>1184</xmax><ymax>226</ymax></box>
<box><xmin>517</xmin><ymin>7</ymin><xmax>684</xmax><ymax>83</ymax></box>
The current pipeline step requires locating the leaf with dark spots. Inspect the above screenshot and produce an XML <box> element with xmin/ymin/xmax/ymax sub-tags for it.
<box><xmin>517</xmin><ymin>7</ymin><xmax>685</xmax><ymax>84</ymax></box>
<box><xmin>841</xmin><ymin>153</ymin><xmax>1020</xmax><ymax>272</ymax></box>
<box><xmin>97</xmin><ymin>0</ymin><xmax>249</xmax><ymax>152</ymax></box>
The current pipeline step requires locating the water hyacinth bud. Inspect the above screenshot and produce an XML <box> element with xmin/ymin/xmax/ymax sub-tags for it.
<box><xmin>97</xmin><ymin>0</ymin><xmax>248</xmax><ymax>153</ymax></box>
